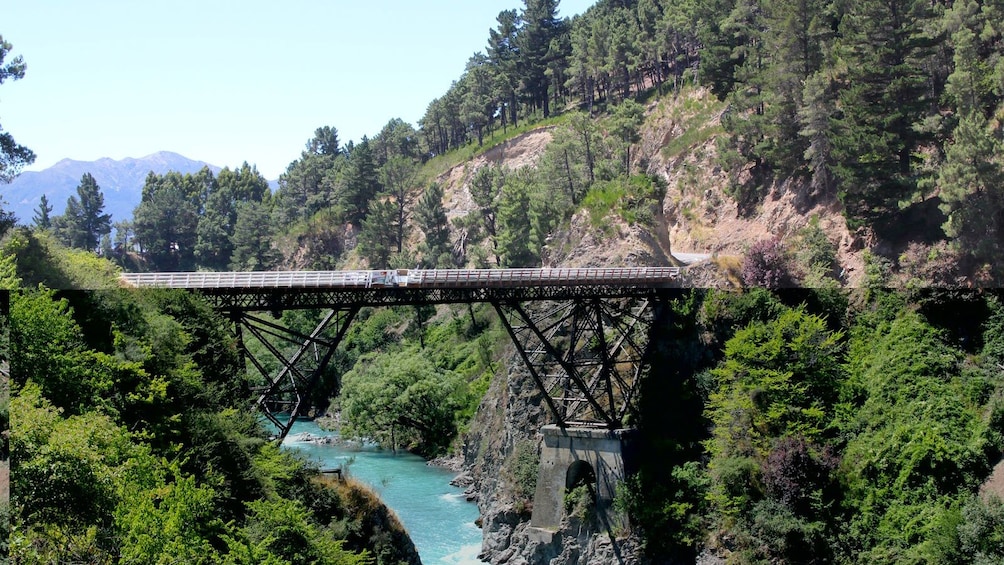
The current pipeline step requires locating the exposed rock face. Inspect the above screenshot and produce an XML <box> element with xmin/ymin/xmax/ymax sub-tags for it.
<box><xmin>461</xmin><ymin>350</ymin><xmax>650</xmax><ymax>564</ymax></box>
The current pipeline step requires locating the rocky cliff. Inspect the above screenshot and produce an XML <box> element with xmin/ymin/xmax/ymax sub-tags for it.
<box><xmin>437</xmin><ymin>87</ymin><xmax>862</xmax><ymax>564</ymax></box>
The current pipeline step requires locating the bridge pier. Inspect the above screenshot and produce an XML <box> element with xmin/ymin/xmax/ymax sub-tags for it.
<box><xmin>529</xmin><ymin>424</ymin><xmax>637</xmax><ymax>540</ymax></box>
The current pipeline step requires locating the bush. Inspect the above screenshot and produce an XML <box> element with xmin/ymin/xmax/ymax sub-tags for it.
<box><xmin>741</xmin><ymin>238</ymin><xmax>797</xmax><ymax>288</ymax></box>
<box><xmin>507</xmin><ymin>440</ymin><xmax>540</xmax><ymax>502</ymax></box>
<box><xmin>761</xmin><ymin>437</ymin><xmax>839</xmax><ymax>516</ymax></box>
<box><xmin>564</xmin><ymin>483</ymin><xmax>596</xmax><ymax>521</ymax></box>
<box><xmin>958</xmin><ymin>495</ymin><xmax>1004</xmax><ymax>563</ymax></box>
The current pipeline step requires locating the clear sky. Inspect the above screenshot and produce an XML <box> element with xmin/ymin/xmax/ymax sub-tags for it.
<box><xmin>2</xmin><ymin>1</ymin><xmax>596</xmax><ymax>180</ymax></box>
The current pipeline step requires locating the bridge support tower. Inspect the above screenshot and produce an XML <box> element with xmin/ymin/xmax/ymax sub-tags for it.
<box><xmin>529</xmin><ymin>425</ymin><xmax>638</xmax><ymax>540</ymax></box>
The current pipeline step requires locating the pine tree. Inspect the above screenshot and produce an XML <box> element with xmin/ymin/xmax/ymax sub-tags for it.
<box><xmin>133</xmin><ymin>173</ymin><xmax>198</xmax><ymax>271</ymax></box>
<box><xmin>378</xmin><ymin>156</ymin><xmax>417</xmax><ymax>253</ymax></box>
<box><xmin>518</xmin><ymin>0</ymin><xmax>567</xmax><ymax>118</ymax></box>
<box><xmin>358</xmin><ymin>199</ymin><xmax>399</xmax><ymax>268</ymax></box>
<box><xmin>306</xmin><ymin>126</ymin><xmax>340</xmax><ymax>157</ymax></box>
<box><xmin>60</xmin><ymin>173</ymin><xmax>111</xmax><ymax>251</ymax></box>
<box><xmin>338</xmin><ymin>138</ymin><xmax>381</xmax><ymax>227</ymax></box>
<box><xmin>194</xmin><ymin>186</ymin><xmax>236</xmax><ymax>270</ymax></box>
<box><xmin>415</xmin><ymin>182</ymin><xmax>451</xmax><ymax>267</ymax></box>
<box><xmin>32</xmin><ymin>194</ymin><xmax>52</xmax><ymax>229</ymax></box>
<box><xmin>230</xmin><ymin>201</ymin><xmax>279</xmax><ymax>271</ymax></box>
<box><xmin>0</xmin><ymin>36</ymin><xmax>34</xmax><ymax>183</ymax></box>
<box><xmin>276</xmin><ymin>152</ymin><xmax>338</xmax><ymax>226</ymax></box>
<box><xmin>938</xmin><ymin>112</ymin><xmax>1004</xmax><ymax>271</ymax></box>
<box><xmin>829</xmin><ymin>0</ymin><xmax>937</xmax><ymax>231</ymax></box>
<box><xmin>469</xmin><ymin>166</ymin><xmax>504</xmax><ymax>265</ymax></box>
<box><xmin>496</xmin><ymin>171</ymin><xmax>536</xmax><ymax>267</ymax></box>
<box><xmin>488</xmin><ymin>9</ymin><xmax>522</xmax><ymax>130</ymax></box>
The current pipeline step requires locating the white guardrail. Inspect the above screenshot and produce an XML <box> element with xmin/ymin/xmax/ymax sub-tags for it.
<box><xmin>119</xmin><ymin>267</ymin><xmax>681</xmax><ymax>290</ymax></box>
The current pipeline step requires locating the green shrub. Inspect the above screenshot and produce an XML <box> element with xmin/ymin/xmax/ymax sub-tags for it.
<box><xmin>508</xmin><ymin>440</ymin><xmax>540</xmax><ymax>502</ymax></box>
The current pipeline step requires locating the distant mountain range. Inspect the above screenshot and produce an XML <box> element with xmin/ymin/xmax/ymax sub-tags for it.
<box><xmin>1</xmin><ymin>151</ymin><xmax>224</xmax><ymax>226</ymax></box>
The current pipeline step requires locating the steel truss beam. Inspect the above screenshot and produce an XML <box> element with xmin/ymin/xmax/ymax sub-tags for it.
<box><xmin>234</xmin><ymin>307</ymin><xmax>359</xmax><ymax>440</ymax></box>
<box><xmin>195</xmin><ymin>284</ymin><xmax>665</xmax><ymax>313</ymax></box>
<box><xmin>492</xmin><ymin>296</ymin><xmax>657</xmax><ymax>429</ymax></box>
<box><xmin>192</xmin><ymin>285</ymin><xmax>677</xmax><ymax>437</ymax></box>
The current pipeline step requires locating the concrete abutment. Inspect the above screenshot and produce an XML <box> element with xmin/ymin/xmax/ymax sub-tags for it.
<box><xmin>529</xmin><ymin>425</ymin><xmax>638</xmax><ymax>540</ymax></box>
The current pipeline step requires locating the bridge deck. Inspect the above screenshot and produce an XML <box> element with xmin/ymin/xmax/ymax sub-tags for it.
<box><xmin>120</xmin><ymin>267</ymin><xmax>680</xmax><ymax>290</ymax></box>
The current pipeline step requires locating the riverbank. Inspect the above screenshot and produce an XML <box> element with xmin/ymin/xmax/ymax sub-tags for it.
<box><xmin>283</xmin><ymin>419</ymin><xmax>484</xmax><ymax>564</ymax></box>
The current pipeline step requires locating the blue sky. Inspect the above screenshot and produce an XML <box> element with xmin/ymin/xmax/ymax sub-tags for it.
<box><xmin>2</xmin><ymin>1</ymin><xmax>595</xmax><ymax>180</ymax></box>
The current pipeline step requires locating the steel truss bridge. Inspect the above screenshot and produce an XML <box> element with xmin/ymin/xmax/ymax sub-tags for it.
<box><xmin>121</xmin><ymin>267</ymin><xmax>681</xmax><ymax>439</ymax></box>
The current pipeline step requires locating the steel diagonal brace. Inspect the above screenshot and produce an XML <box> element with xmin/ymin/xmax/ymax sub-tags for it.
<box><xmin>240</xmin><ymin>307</ymin><xmax>359</xmax><ymax>440</ymax></box>
<box><xmin>501</xmin><ymin>300</ymin><xmax>618</xmax><ymax>428</ymax></box>
<box><xmin>492</xmin><ymin>300</ymin><xmax>565</xmax><ymax>426</ymax></box>
<box><xmin>563</xmin><ymin>300</ymin><xmax>646</xmax><ymax>421</ymax></box>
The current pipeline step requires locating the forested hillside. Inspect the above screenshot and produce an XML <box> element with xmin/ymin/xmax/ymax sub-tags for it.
<box><xmin>43</xmin><ymin>0</ymin><xmax>993</xmax><ymax>286</ymax></box>
<box><xmin>0</xmin><ymin>232</ymin><xmax>420</xmax><ymax>564</ymax></box>
<box><xmin>461</xmin><ymin>287</ymin><xmax>1004</xmax><ymax>563</ymax></box>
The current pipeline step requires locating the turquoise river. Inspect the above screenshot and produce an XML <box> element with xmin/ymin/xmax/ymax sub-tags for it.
<box><xmin>282</xmin><ymin>419</ymin><xmax>484</xmax><ymax>564</ymax></box>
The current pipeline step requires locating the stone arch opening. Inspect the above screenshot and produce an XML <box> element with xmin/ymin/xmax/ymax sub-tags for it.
<box><xmin>565</xmin><ymin>460</ymin><xmax>596</xmax><ymax>490</ymax></box>
<box><xmin>563</xmin><ymin>460</ymin><xmax>597</xmax><ymax>517</ymax></box>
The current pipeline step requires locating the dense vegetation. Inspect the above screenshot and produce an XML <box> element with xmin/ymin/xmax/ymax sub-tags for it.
<box><xmin>0</xmin><ymin>230</ymin><xmax>422</xmax><ymax>564</ymax></box>
<box><xmin>618</xmin><ymin>287</ymin><xmax>1004</xmax><ymax>562</ymax></box>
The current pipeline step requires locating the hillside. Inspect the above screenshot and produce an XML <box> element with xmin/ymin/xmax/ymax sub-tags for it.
<box><xmin>417</xmin><ymin>86</ymin><xmax>1004</xmax><ymax>564</ymax></box>
<box><xmin>427</xmin><ymin>86</ymin><xmax>863</xmax><ymax>288</ymax></box>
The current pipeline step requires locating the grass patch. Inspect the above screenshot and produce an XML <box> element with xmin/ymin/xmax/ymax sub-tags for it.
<box><xmin>581</xmin><ymin>174</ymin><xmax>666</xmax><ymax>231</ymax></box>
<box><xmin>658</xmin><ymin>88</ymin><xmax>726</xmax><ymax>160</ymax></box>
<box><xmin>713</xmin><ymin>255</ymin><xmax>744</xmax><ymax>287</ymax></box>
<box><xmin>420</xmin><ymin>114</ymin><xmax>571</xmax><ymax>183</ymax></box>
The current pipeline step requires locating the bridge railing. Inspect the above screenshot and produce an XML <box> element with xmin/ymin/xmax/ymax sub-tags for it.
<box><xmin>119</xmin><ymin>267</ymin><xmax>680</xmax><ymax>290</ymax></box>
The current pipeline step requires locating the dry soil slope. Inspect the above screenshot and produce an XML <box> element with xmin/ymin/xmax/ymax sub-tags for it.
<box><xmin>433</xmin><ymin>87</ymin><xmax>864</xmax><ymax>285</ymax></box>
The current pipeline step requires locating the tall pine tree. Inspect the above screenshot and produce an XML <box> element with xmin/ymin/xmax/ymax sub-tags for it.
<box><xmin>59</xmin><ymin>173</ymin><xmax>111</xmax><ymax>251</ymax></box>
<box><xmin>415</xmin><ymin>182</ymin><xmax>451</xmax><ymax>267</ymax></box>
<box><xmin>32</xmin><ymin>194</ymin><xmax>52</xmax><ymax>229</ymax></box>
<box><xmin>829</xmin><ymin>0</ymin><xmax>937</xmax><ymax>231</ymax></box>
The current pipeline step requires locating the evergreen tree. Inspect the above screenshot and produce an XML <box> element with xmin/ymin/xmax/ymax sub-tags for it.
<box><xmin>220</xmin><ymin>162</ymin><xmax>270</xmax><ymax>204</ymax></box>
<box><xmin>306</xmin><ymin>126</ymin><xmax>340</xmax><ymax>157</ymax></box>
<box><xmin>469</xmin><ymin>165</ymin><xmax>504</xmax><ymax>265</ymax></box>
<box><xmin>517</xmin><ymin>0</ymin><xmax>568</xmax><ymax>118</ymax></box>
<box><xmin>698</xmin><ymin>0</ymin><xmax>745</xmax><ymax>99</ymax></box>
<box><xmin>371</xmin><ymin>118</ymin><xmax>419</xmax><ymax>166</ymax></box>
<box><xmin>415</xmin><ymin>182</ymin><xmax>451</xmax><ymax>267</ymax></box>
<box><xmin>798</xmin><ymin>68</ymin><xmax>838</xmax><ymax>194</ymax></box>
<box><xmin>496</xmin><ymin>170</ymin><xmax>536</xmax><ymax>267</ymax></box>
<box><xmin>357</xmin><ymin>198</ymin><xmax>399</xmax><ymax>268</ymax></box>
<box><xmin>608</xmin><ymin>99</ymin><xmax>646</xmax><ymax>174</ymax></box>
<box><xmin>133</xmin><ymin>173</ymin><xmax>199</xmax><ymax>271</ymax></box>
<box><xmin>194</xmin><ymin>186</ymin><xmax>236</xmax><ymax>270</ymax></box>
<box><xmin>32</xmin><ymin>194</ymin><xmax>52</xmax><ymax>229</ymax></box>
<box><xmin>60</xmin><ymin>173</ymin><xmax>112</xmax><ymax>251</ymax></box>
<box><xmin>488</xmin><ymin>9</ymin><xmax>522</xmax><ymax>130</ymax></box>
<box><xmin>0</xmin><ymin>200</ymin><xmax>16</xmax><ymax>235</ymax></box>
<box><xmin>0</xmin><ymin>36</ymin><xmax>34</xmax><ymax>183</ymax></box>
<box><xmin>230</xmin><ymin>201</ymin><xmax>280</xmax><ymax>271</ymax></box>
<box><xmin>193</xmin><ymin>163</ymin><xmax>270</xmax><ymax>270</ymax></box>
<box><xmin>461</xmin><ymin>53</ymin><xmax>496</xmax><ymax>146</ymax></box>
<box><xmin>938</xmin><ymin>112</ymin><xmax>1004</xmax><ymax>272</ymax></box>
<box><xmin>276</xmin><ymin>151</ymin><xmax>338</xmax><ymax>226</ymax></box>
<box><xmin>538</xmin><ymin>119</ymin><xmax>593</xmax><ymax>207</ymax></box>
<box><xmin>112</xmin><ymin>220</ymin><xmax>133</xmax><ymax>256</ymax></box>
<box><xmin>565</xmin><ymin>19</ymin><xmax>596</xmax><ymax>110</ymax></box>
<box><xmin>378</xmin><ymin>155</ymin><xmax>417</xmax><ymax>253</ymax></box>
<box><xmin>829</xmin><ymin>0</ymin><xmax>937</xmax><ymax>230</ymax></box>
<box><xmin>337</xmin><ymin>138</ymin><xmax>381</xmax><ymax>227</ymax></box>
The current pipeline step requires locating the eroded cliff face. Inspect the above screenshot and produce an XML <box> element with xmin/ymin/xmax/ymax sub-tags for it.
<box><xmin>459</xmin><ymin>359</ymin><xmax>648</xmax><ymax>565</ymax></box>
